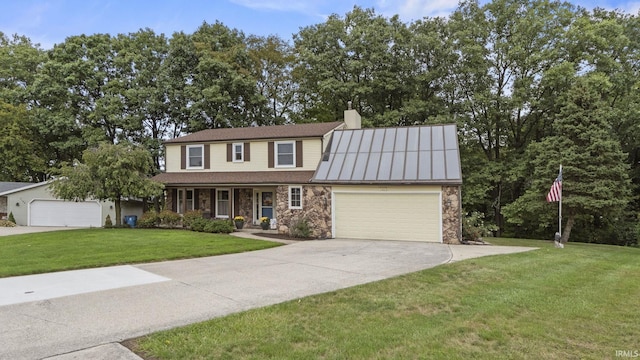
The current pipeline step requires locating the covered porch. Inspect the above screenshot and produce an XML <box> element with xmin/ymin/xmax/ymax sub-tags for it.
<box><xmin>166</xmin><ymin>187</ymin><xmax>276</xmax><ymax>226</ymax></box>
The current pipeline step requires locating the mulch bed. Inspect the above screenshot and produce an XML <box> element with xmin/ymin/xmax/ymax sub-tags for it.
<box><xmin>254</xmin><ymin>232</ymin><xmax>314</xmax><ymax>241</ymax></box>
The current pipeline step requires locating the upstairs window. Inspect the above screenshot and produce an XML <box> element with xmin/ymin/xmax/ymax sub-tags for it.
<box><xmin>187</xmin><ymin>145</ymin><xmax>204</xmax><ymax>169</ymax></box>
<box><xmin>276</xmin><ymin>141</ymin><xmax>295</xmax><ymax>167</ymax></box>
<box><xmin>233</xmin><ymin>143</ymin><xmax>244</xmax><ymax>162</ymax></box>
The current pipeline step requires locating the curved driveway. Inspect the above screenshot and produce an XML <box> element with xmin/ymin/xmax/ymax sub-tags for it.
<box><xmin>0</xmin><ymin>238</ymin><xmax>535</xmax><ymax>359</ymax></box>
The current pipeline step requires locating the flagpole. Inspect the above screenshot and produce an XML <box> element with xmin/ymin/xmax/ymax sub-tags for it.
<box><xmin>558</xmin><ymin>164</ymin><xmax>562</xmax><ymax>237</ymax></box>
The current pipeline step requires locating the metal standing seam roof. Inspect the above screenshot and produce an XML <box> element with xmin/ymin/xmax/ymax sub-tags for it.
<box><xmin>311</xmin><ymin>124</ymin><xmax>462</xmax><ymax>184</ymax></box>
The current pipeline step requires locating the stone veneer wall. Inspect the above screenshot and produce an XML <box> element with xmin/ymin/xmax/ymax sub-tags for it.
<box><xmin>276</xmin><ymin>185</ymin><xmax>332</xmax><ymax>238</ymax></box>
<box><xmin>442</xmin><ymin>185</ymin><xmax>462</xmax><ymax>244</ymax></box>
<box><xmin>197</xmin><ymin>189</ymin><xmax>211</xmax><ymax>213</ymax></box>
<box><xmin>236</xmin><ymin>188</ymin><xmax>253</xmax><ymax>222</ymax></box>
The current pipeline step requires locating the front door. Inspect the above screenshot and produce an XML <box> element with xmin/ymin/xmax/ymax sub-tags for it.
<box><xmin>254</xmin><ymin>190</ymin><xmax>274</xmax><ymax>224</ymax></box>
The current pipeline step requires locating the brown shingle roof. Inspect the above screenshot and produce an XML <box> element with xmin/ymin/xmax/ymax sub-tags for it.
<box><xmin>164</xmin><ymin>122</ymin><xmax>344</xmax><ymax>144</ymax></box>
<box><xmin>152</xmin><ymin>171</ymin><xmax>315</xmax><ymax>185</ymax></box>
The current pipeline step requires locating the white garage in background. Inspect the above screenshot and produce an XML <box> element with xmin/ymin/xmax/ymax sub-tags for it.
<box><xmin>0</xmin><ymin>181</ymin><xmax>144</xmax><ymax>227</ymax></box>
<box><xmin>333</xmin><ymin>188</ymin><xmax>441</xmax><ymax>242</ymax></box>
<box><xmin>29</xmin><ymin>199</ymin><xmax>102</xmax><ymax>227</ymax></box>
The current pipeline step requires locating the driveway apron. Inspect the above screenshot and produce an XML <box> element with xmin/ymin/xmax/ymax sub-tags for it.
<box><xmin>0</xmin><ymin>239</ymin><xmax>453</xmax><ymax>360</ymax></box>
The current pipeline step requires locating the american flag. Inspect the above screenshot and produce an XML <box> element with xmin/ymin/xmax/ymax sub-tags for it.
<box><xmin>546</xmin><ymin>168</ymin><xmax>562</xmax><ymax>202</ymax></box>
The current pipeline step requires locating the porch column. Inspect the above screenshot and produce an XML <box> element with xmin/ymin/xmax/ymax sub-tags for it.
<box><xmin>181</xmin><ymin>188</ymin><xmax>186</xmax><ymax>214</ymax></box>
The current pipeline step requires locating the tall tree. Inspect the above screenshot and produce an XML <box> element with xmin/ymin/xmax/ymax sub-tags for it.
<box><xmin>50</xmin><ymin>142</ymin><xmax>164</xmax><ymax>225</ymax></box>
<box><xmin>247</xmin><ymin>35</ymin><xmax>296</xmax><ymax>125</ymax></box>
<box><xmin>448</xmin><ymin>0</ymin><xmax>576</xmax><ymax>232</ymax></box>
<box><xmin>187</xmin><ymin>21</ymin><xmax>266</xmax><ymax>131</ymax></box>
<box><xmin>0</xmin><ymin>102</ymin><xmax>46</xmax><ymax>181</ymax></box>
<box><xmin>116</xmin><ymin>29</ymin><xmax>174</xmax><ymax>172</ymax></box>
<box><xmin>293</xmin><ymin>6</ymin><xmax>417</xmax><ymax>125</ymax></box>
<box><xmin>503</xmin><ymin>73</ymin><xmax>632</xmax><ymax>243</ymax></box>
<box><xmin>32</xmin><ymin>33</ymin><xmax>125</xmax><ymax>149</ymax></box>
<box><xmin>0</xmin><ymin>32</ymin><xmax>44</xmax><ymax>105</ymax></box>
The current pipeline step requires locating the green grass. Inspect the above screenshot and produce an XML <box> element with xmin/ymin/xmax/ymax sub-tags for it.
<box><xmin>135</xmin><ymin>239</ymin><xmax>640</xmax><ymax>359</ymax></box>
<box><xmin>0</xmin><ymin>228</ymin><xmax>282</xmax><ymax>278</ymax></box>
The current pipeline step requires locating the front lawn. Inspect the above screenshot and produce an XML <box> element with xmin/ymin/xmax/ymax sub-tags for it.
<box><xmin>134</xmin><ymin>239</ymin><xmax>640</xmax><ymax>359</ymax></box>
<box><xmin>0</xmin><ymin>228</ymin><xmax>282</xmax><ymax>278</ymax></box>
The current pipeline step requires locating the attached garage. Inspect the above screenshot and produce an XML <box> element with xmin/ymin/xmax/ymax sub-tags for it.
<box><xmin>29</xmin><ymin>200</ymin><xmax>102</xmax><ymax>227</ymax></box>
<box><xmin>333</xmin><ymin>190</ymin><xmax>441</xmax><ymax>242</ymax></box>
<box><xmin>312</xmin><ymin>124</ymin><xmax>463</xmax><ymax>244</ymax></box>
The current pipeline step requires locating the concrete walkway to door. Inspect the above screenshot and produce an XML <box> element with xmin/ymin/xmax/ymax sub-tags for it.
<box><xmin>0</xmin><ymin>238</ymin><xmax>536</xmax><ymax>360</ymax></box>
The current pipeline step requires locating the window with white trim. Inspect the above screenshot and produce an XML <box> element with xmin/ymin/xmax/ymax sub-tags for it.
<box><xmin>233</xmin><ymin>143</ymin><xmax>244</xmax><ymax>162</ymax></box>
<box><xmin>177</xmin><ymin>189</ymin><xmax>194</xmax><ymax>214</ymax></box>
<box><xmin>216</xmin><ymin>189</ymin><xmax>230</xmax><ymax>218</ymax></box>
<box><xmin>276</xmin><ymin>141</ymin><xmax>295</xmax><ymax>167</ymax></box>
<box><xmin>187</xmin><ymin>145</ymin><xmax>204</xmax><ymax>169</ymax></box>
<box><xmin>289</xmin><ymin>186</ymin><xmax>302</xmax><ymax>209</ymax></box>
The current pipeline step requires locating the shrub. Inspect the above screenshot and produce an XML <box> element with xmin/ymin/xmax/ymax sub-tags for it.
<box><xmin>159</xmin><ymin>209</ymin><xmax>181</xmax><ymax>228</ymax></box>
<box><xmin>8</xmin><ymin>212</ymin><xmax>15</xmax><ymax>223</ymax></box>
<box><xmin>0</xmin><ymin>219</ymin><xmax>16</xmax><ymax>227</ymax></box>
<box><xmin>138</xmin><ymin>210</ymin><xmax>160</xmax><ymax>228</ymax></box>
<box><xmin>462</xmin><ymin>211</ymin><xmax>498</xmax><ymax>242</ymax></box>
<box><xmin>290</xmin><ymin>217</ymin><xmax>312</xmax><ymax>238</ymax></box>
<box><xmin>204</xmin><ymin>219</ymin><xmax>234</xmax><ymax>234</ymax></box>
<box><xmin>182</xmin><ymin>210</ymin><xmax>203</xmax><ymax>229</ymax></box>
<box><xmin>190</xmin><ymin>217</ymin><xmax>209</xmax><ymax>232</ymax></box>
<box><xmin>104</xmin><ymin>214</ymin><xmax>113</xmax><ymax>228</ymax></box>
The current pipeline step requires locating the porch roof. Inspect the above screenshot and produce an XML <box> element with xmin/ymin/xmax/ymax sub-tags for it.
<box><xmin>152</xmin><ymin>171</ymin><xmax>315</xmax><ymax>186</ymax></box>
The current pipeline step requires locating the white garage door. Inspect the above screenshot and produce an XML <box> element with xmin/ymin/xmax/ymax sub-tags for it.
<box><xmin>30</xmin><ymin>200</ymin><xmax>102</xmax><ymax>227</ymax></box>
<box><xmin>333</xmin><ymin>192</ymin><xmax>441</xmax><ymax>242</ymax></box>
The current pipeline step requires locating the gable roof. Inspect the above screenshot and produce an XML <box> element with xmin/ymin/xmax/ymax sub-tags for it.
<box><xmin>0</xmin><ymin>182</ymin><xmax>42</xmax><ymax>196</ymax></box>
<box><xmin>311</xmin><ymin>124</ymin><xmax>462</xmax><ymax>185</ymax></box>
<box><xmin>164</xmin><ymin>122</ymin><xmax>344</xmax><ymax>144</ymax></box>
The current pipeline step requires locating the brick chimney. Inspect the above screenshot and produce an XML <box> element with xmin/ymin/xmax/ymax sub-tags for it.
<box><xmin>344</xmin><ymin>101</ymin><xmax>361</xmax><ymax>129</ymax></box>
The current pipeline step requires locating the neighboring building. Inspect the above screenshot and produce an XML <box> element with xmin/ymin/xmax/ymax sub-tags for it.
<box><xmin>0</xmin><ymin>182</ymin><xmax>32</xmax><ymax>220</ymax></box>
<box><xmin>153</xmin><ymin>110</ymin><xmax>463</xmax><ymax>244</ymax></box>
<box><xmin>0</xmin><ymin>182</ymin><xmax>143</xmax><ymax>227</ymax></box>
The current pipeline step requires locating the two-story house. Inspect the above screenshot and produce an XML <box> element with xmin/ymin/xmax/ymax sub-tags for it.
<box><xmin>153</xmin><ymin>109</ymin><xmax>463</xmax><ymax>244</ymax></box>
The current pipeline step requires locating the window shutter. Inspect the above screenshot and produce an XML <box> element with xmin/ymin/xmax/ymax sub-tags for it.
<box><xmin>194</xmin><ymin>190</ymin><xmax>200</xmax><ymax>210</ymax></box>
<box><xmin>268</xmin><ymin>142</ymin><xmax>274</xmax><ymax>168</ymax></box>
<box><xmin>204</xmin><ymin>145</ymin><xmax>210</xmax><ymax>169</ymax></box>
<box><xmin>226</xmin><ymin>143</ymin><xmax>232</xmax><ymax>162</ymax></box>
<box><xmin>180</xmin><ymin>146</ymin><xmax>186</xmax><ymax>169</ymax></box>
<box><xmin>296</xmin><ymin>141</ymin><xmax>303</xmax><ymax>167</ymax></box>
<box><xmin>244</xmin><ymin>142</ymin><xmax>250</xmax><ymax>161</ymax></box>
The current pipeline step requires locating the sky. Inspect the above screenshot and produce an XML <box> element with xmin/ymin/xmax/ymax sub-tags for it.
<box><xmin>2</xmin><ymin>0</ymin><xmax>639</xmax><ymax>49</ymax></box>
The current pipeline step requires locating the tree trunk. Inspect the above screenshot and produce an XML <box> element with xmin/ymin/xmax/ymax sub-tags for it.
<box><xmin>560</xmin><ymin>215</ymin><xmax>574</xmax><ymax>244</ymax></box>
<box><xmin>115</xmin><ymin>198</ymin><xmax>122</xmax><ymax>226</ymax></box>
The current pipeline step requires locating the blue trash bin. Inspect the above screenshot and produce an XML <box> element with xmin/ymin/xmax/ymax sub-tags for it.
<box><xmin>124</xmin><ymin>215</ymin><xmax>137</xmax><ymax>228</ymax></box>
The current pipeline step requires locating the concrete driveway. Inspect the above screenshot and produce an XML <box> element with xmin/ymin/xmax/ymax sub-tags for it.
<box><xmin>0</xmin><ymin>238</ymin><xmax>535</xmax><ymax>360</ymax></box>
